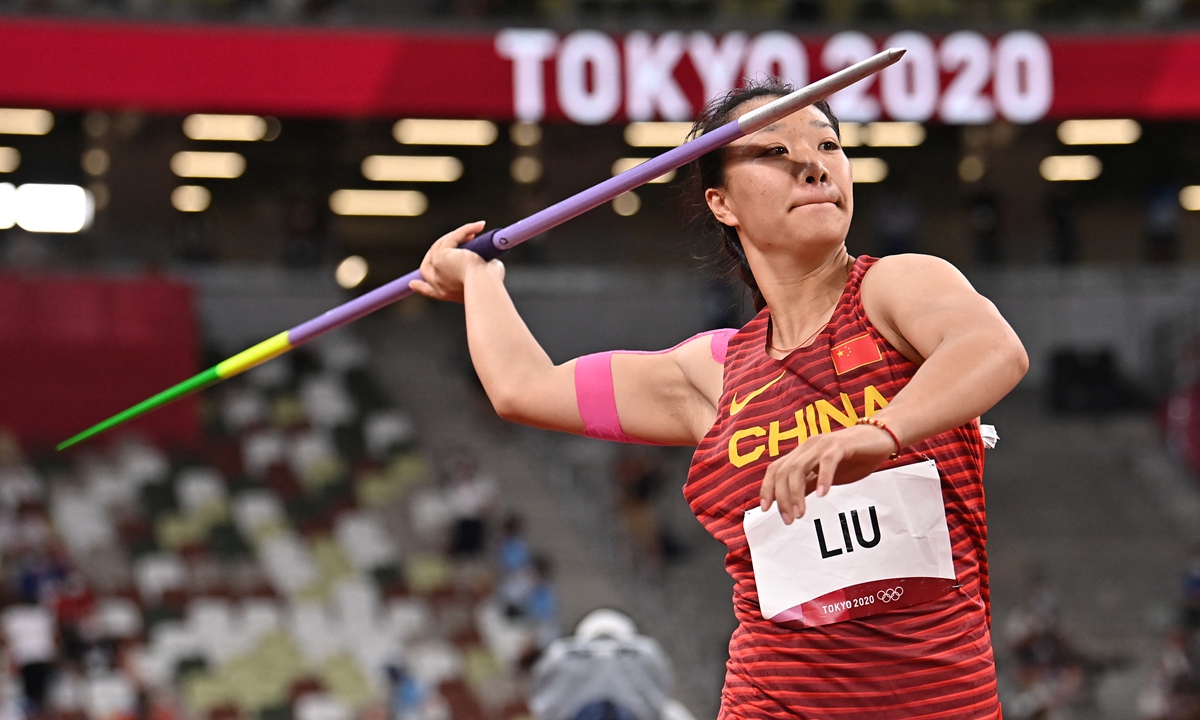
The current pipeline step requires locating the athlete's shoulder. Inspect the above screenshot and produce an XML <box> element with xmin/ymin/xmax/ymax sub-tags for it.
<box><xmin>671</xmin><ymin>328</ymin><xmax>738</xmax><ymax>365</ymax></box>
<box><xmin>861</xmin><ymin>254</ymin><xmax>976</xmax><ymax>301</ymax></box>
<box><xmin>865</xmin><ymin>253</ymin><xmax>967</xmax><ymax>279</ymax></box>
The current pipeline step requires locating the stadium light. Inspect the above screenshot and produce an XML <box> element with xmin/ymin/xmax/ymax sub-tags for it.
<box><xmin>612</xmin><ymin>191</ymin><xmax>640</xmax><ymax>216</ymax></box>
<box><xmin>510</xmin><ymin>122</ymin><xmax>542</xmax><ymax>147</ymax></box>
<box><xmin>336</xmin><ymin>256</ymin><xmax>369</xmax><ymax>289</ymax></box>
<box><xmin>624</xmin><ymin>122</ymin><xmax>692</xmax><ymax>148</ymax></box>
<box><xmin>172</xmin><ymin>186</ymin><xmax>211</xmax><ymax>212</ymax></box>
<box><xmin>838</xmin><ymin>122</ymin><xmax>923</xmax><ymax>147</ymax></box>
<box><xmin>850</xmin><ymin>157</ymin><xmax>888</xmax><ymax>183</ymax></box>
<box><xmin>840</xmin><ymin>123</ymin><xmax>863</xmax><ymax>147</ymax></box>
<box><xmin>1040</xmin><ymin>155</ymin><xmax>1101</xmax><ymax>181</ymax></box>
<box><xmin>1057</xmin><ymin>119</ymin><xmax>1141</xmax><ymax>145</ymax></box>
<box><xmin>511</xmin><ymin>156</ymin><xmax>542</xmax><ymax>184</ymax></box>
<box><xmin>864</xmin><ymin>122</ymin><xmax>925</xmax><ymax>147</ymax></box>
<box><xmin>0</xmin><ymin>147</ymin><xmax>19</xmax><ymax>173</ymax></box>
<box><xmin>958</xmin><ymin>156</ymin><xmax>985</xmax><ymax>183</ymax></box>
<box><xmin>1180</xmin><ymin>186</ymin><xmax>1200</xmax><ymax>212</ymax></box>
<box><xmin>82</xmin><ymin>149</ymin><xmax>110</xmax><ymax>177</ymax></box>
<box><xmin>0</xmin><ymin>109</ymin><xmax>54</xmax><ymax>136</ymax></box>
<box><xmin>611</xmin><ymin>158</ymin><xmax>675</xmax><ymax>184</ymax></box>
<box><xmin>393</xmin><ymin>120</ymin><xmax>497</xmax><ymax>146</ymax></box>
<box><xmin>183</xmin><ymin>114</ymin><xmax>269</xmax><ymax>141</ymax></box>
<box><xmin>171</xmin><ymin>151</ymin><xmax>246</xmax><ymax>179</ymax></box>
<box><xmin>329</xmin><ymin>189</ymin><xmax>427</xmax><ymax>216</ymax></box>
<box><xmin>361</xmin><ymin>156</ymin><xmax>463</xmax><ymax>182</ymax></box>
<box><xmin>13</xmin><ymin>184</ymin><xmax>94</xmax><ymax>233</ymax></box>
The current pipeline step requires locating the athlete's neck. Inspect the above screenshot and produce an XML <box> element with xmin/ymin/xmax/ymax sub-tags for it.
<box><xmin>758</xmin><ymin>249</ymin><xmax>854</xmax><ymax>355</ymax></box>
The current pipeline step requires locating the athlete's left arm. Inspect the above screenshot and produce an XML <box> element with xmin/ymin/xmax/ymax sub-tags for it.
<box><xmin>862</xmin><ymin>253</ymin><xmax>1028</xmax><ymax>445</ymax></box>
<box><xmin>761</xmin><ymin>254</ymin><xmax>1027</xmax><ymax>524</ymax></box>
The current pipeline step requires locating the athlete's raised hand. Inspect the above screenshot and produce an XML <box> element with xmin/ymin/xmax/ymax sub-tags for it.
<box><xmin>409</xmin><ymin>221</ymin><xmax>503</xmax><ymax>304</ymax></box>
<box><xmin>760</xmin><ymin>423</ymin><xmax>897</xmax><ymax>524</ymax></box>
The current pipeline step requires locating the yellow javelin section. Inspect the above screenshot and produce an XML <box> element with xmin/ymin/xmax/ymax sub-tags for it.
<box><xmin>216</xmin><ymin>332</ymin><xmax>293</xmax><ymax>378</ymax></box>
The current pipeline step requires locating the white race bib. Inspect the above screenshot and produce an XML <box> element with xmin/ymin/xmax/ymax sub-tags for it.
<box><xmin>743</xmin><ymin>460</ymin><xmax>956</xmax><ymax>628</ymax></box>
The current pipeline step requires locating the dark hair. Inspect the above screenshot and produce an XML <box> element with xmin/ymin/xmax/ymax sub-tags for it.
<box><xmin>687</xmin><ymin>82</ymin><xmax>840</xmax><ymax>311</ymax></box>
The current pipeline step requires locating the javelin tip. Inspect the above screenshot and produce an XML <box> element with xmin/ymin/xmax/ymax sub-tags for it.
<box><xmin>886</xmin><ymin>47</ymin><xmax>907</xmax><ymax>61</ymax></box>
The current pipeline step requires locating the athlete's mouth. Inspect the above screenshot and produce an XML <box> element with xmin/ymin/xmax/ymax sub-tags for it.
<box><xmin>790</xmin><ymin>198</ymin><xmax>840</xmax><ymax>211</ymax></box>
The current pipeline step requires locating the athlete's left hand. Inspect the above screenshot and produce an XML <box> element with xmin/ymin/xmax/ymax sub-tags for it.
<box><xmin>760</xmin><ymin>424</ymin><xmax>897</xmax><ymax>525</ymax></box>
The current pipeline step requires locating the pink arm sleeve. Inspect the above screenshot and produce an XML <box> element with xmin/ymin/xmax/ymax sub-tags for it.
<box><xmin>574</xmin><ymin>328</ymin><xmax>736</xmax><ymax>444</ymax></box>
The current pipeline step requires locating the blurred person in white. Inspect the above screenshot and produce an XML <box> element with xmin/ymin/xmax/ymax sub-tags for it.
<box><xmin>0</xmin><ymin>433</ymin><xmax>43</xmax><ymax>513</ymax></box>
<box><xmin>1</xmin><ymin>600</ymin><xmax>57</xmax><ymax>718</ymax></box>
<box><xmin>1137</xmin><ymin>628</ymin><xmax>1193</xmax><ymax>720</ymax></box>
<box><xmin>530</xmin><ymin>610</ymin><xmax>694</xmax><ymax>720</ymax></box>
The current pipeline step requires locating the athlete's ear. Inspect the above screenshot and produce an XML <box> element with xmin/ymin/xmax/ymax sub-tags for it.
<box><xmin>705</xmin><ymin>187</ymin><xmax>740</xmax><ymax>228</ymax></box>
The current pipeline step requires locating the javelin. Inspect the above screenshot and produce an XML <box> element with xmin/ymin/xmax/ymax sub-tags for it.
<box><xmin>57</xmin><ymin>47</ymin><xmax>905</xmax><ymax>451</ymax></box>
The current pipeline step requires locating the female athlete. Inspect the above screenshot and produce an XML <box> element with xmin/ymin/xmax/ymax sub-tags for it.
<box><xmin>410</xmin><ymin>85</ymin><xmax>1028</xmax><ymax>719</ymax></box>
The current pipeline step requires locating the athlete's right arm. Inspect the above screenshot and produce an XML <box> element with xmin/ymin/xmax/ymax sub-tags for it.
<box><xmin>408</xmin><ymin>223</ymin><xmax>722</xmax><ymax>445</ymax></box>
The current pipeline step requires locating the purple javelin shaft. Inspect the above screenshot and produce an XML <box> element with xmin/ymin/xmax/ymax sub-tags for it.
<box><xmin>288</xmin><ymin>47</ymin><xmax>904</xmax><ymax>347</ymax></box>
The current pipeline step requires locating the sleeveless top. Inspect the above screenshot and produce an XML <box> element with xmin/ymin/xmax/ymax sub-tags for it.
<box><xmin>684</xmin><ymin>257</ymin><xmax>1000</xmax><ymax>720</ymax></box>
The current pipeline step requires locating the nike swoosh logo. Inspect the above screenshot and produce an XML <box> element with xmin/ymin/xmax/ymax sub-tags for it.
<box><xmin>730</xmin><ymin>371</ymin><xmax>787</xmax><ymax>416</ymax></box>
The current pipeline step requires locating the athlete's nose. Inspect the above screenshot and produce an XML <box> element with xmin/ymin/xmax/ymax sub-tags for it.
<box><xmin>802</xmin><ymin>164</ymin><xmax>829</xmax><ymax>185</ymax></box>
<box><xmin>792</xmin><ymin>149</ymin><xmax>829</xmax><ymax>185</ymax></box>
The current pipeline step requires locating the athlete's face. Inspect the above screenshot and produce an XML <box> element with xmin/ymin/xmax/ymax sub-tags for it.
<box><xmin>705</xmin><ymin>102</ymin><xmax>854</xmax><ymax>259</ymax></box>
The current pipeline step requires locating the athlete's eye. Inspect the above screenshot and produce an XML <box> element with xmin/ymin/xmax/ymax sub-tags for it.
<box><xmin>767</xmin><ymin>146</ymin><xmax>787</xmax><ymax>156</ymax></box>
<box><xmin>820</xmin><ymin>140</ymin><xmax>840</xmax><ymax>151</ymax></box>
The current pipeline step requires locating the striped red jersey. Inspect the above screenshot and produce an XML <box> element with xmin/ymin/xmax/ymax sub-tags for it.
<box><xmin>684</xmin><ymin>257</ymin><xmax>999</xmax><ymax>719</ymax></box>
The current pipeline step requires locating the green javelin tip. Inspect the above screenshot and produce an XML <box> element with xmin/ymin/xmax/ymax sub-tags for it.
<box><xmin>56</xmin><ymin>366</ymin><xmax>222</xmax><ymax>451</ymax></box>
<box><xmin>57</xmin><ymin>331</ymin><xmax>294</xmax><ymax>451</ymax></box>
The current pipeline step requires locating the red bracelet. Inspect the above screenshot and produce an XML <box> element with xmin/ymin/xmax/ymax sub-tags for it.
<box><xmin>857</xmin><ymin>417</ymin><xmax>901</xmax><ymax>459</ymax></box>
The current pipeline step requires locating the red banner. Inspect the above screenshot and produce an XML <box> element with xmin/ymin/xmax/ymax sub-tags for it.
<box><xmin>0</xmin><ymin>274</ymin><xmax>201</xmax><ymax>451</ymax></box>
<box><xmin>2</xmin><ymin>19</ymin><xmax>1200</xmax><ymax>123</ymax></box>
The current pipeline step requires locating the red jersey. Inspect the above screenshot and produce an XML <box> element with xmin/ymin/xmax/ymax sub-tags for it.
<box><xmin>684</xmin><ymin>257</ymin><xmax>999</xmax><ymax>719</ymax></box>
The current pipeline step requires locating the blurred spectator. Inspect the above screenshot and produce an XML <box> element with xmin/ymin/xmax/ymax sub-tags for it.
<box><xmin>530</xmin><ymin>610</ymin><xmax>674</xmax><ymax>720</ymax></box>
<box><xmin>445</xmin><ymin>453</ymin><xmax>496</xmax><ymax>558</ymax></box>
<box><xmin>0</xmin><ymin>435</ymin><xmax>44</xmax><ymax>512</ymax></box>
<box><xmin>1183</xmin><ymin>550</ymin><xmax>1200</xmax><ymax>629</ymax></box>
<box><xmin>1145</xmin><ymin>185</ymin><xmax>1182</xmax><ymax>263</ymax></box>
<box><xmin>1047</xmin><ymin>192</ymin><xmax>1080</xmax><ymax>265</ymax></box>
<box><xmin>15</xmin><ymin>548</ymin><xmax>66</xmax><ymax>606</ymax></box>
<box><xmin>1139</xmin><ymin>628</ymin><xmax>1194</xmax><ymax>719</ymax></box>
<box><xmin>614</xmin><ymin>453</ymin><xmax>665</xmax><ymax>570</ymax></box>
<box><xmin>969</xmin><ymin>191</ymin><xmax>1002</xmax><ymax>266</ymax></box>
<box><xmin>51</xmin><ymin>571</ymin><xmax>95</xmax><ymax>666</ymax></box>
<box><xmin>526</xmin><ymin>556</ymin><xmax>559</xmax><ymax>648</ymax></box>
<box><xmin>283</xmin><ymin>198</ymin><xmax>325</xmax><ymax>268</ymax></box>
<box><xmin>2</xmin><ymin>600</ymin><xmax>57</xmax><ymax>718</ymax></box>
<box><xmin>385</xmin><ymin>665</ymin><xmax>425</xmax><ymax>720</ymax></box>
<box><xmin>498</xmin><ymin>515</ymin><xmax>532</xmax><ymax>576</ymax></box>
<box><xmin>872</xmin><ymin>183</ymin><xmax>921</xmax><ymax>256</ymax></box>
<box><xmin>1003</xmin><ymin>582</ymin><xmax>1090</xmax><ymax>718</ymax></box>
<box><xmin>1141</xmin><ymin>552</ymin><xmax>1200</xmax><ymax>718</ymax></box>
<box><xmin>613</xmin><ymin>452</ymin><xmax>686</xmax><ymax>573</ymax></box>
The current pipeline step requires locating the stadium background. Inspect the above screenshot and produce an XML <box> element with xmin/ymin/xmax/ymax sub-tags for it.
<box><xmin>2</xmin><ymin>1</ymin><xmax>1200</xmax><ymax>719</ymax></box>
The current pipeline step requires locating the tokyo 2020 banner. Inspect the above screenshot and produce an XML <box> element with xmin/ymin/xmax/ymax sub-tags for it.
<box><xmin>1</xmin><ymin>19</ymin><xmax>1199</xmax><ymax>123</ymax></box>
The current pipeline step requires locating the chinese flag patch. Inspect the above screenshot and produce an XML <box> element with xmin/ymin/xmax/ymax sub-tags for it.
<box><xmin>831</xmin><ymin>332</ymin><xmax>883</xmax><ymax>375</ymax></box>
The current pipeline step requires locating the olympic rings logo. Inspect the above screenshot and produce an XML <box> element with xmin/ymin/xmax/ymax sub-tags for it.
<box><xmin>877</xmin><ymin>587</ymin><xmax>905</xmax><ymax>603</ymax></box>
